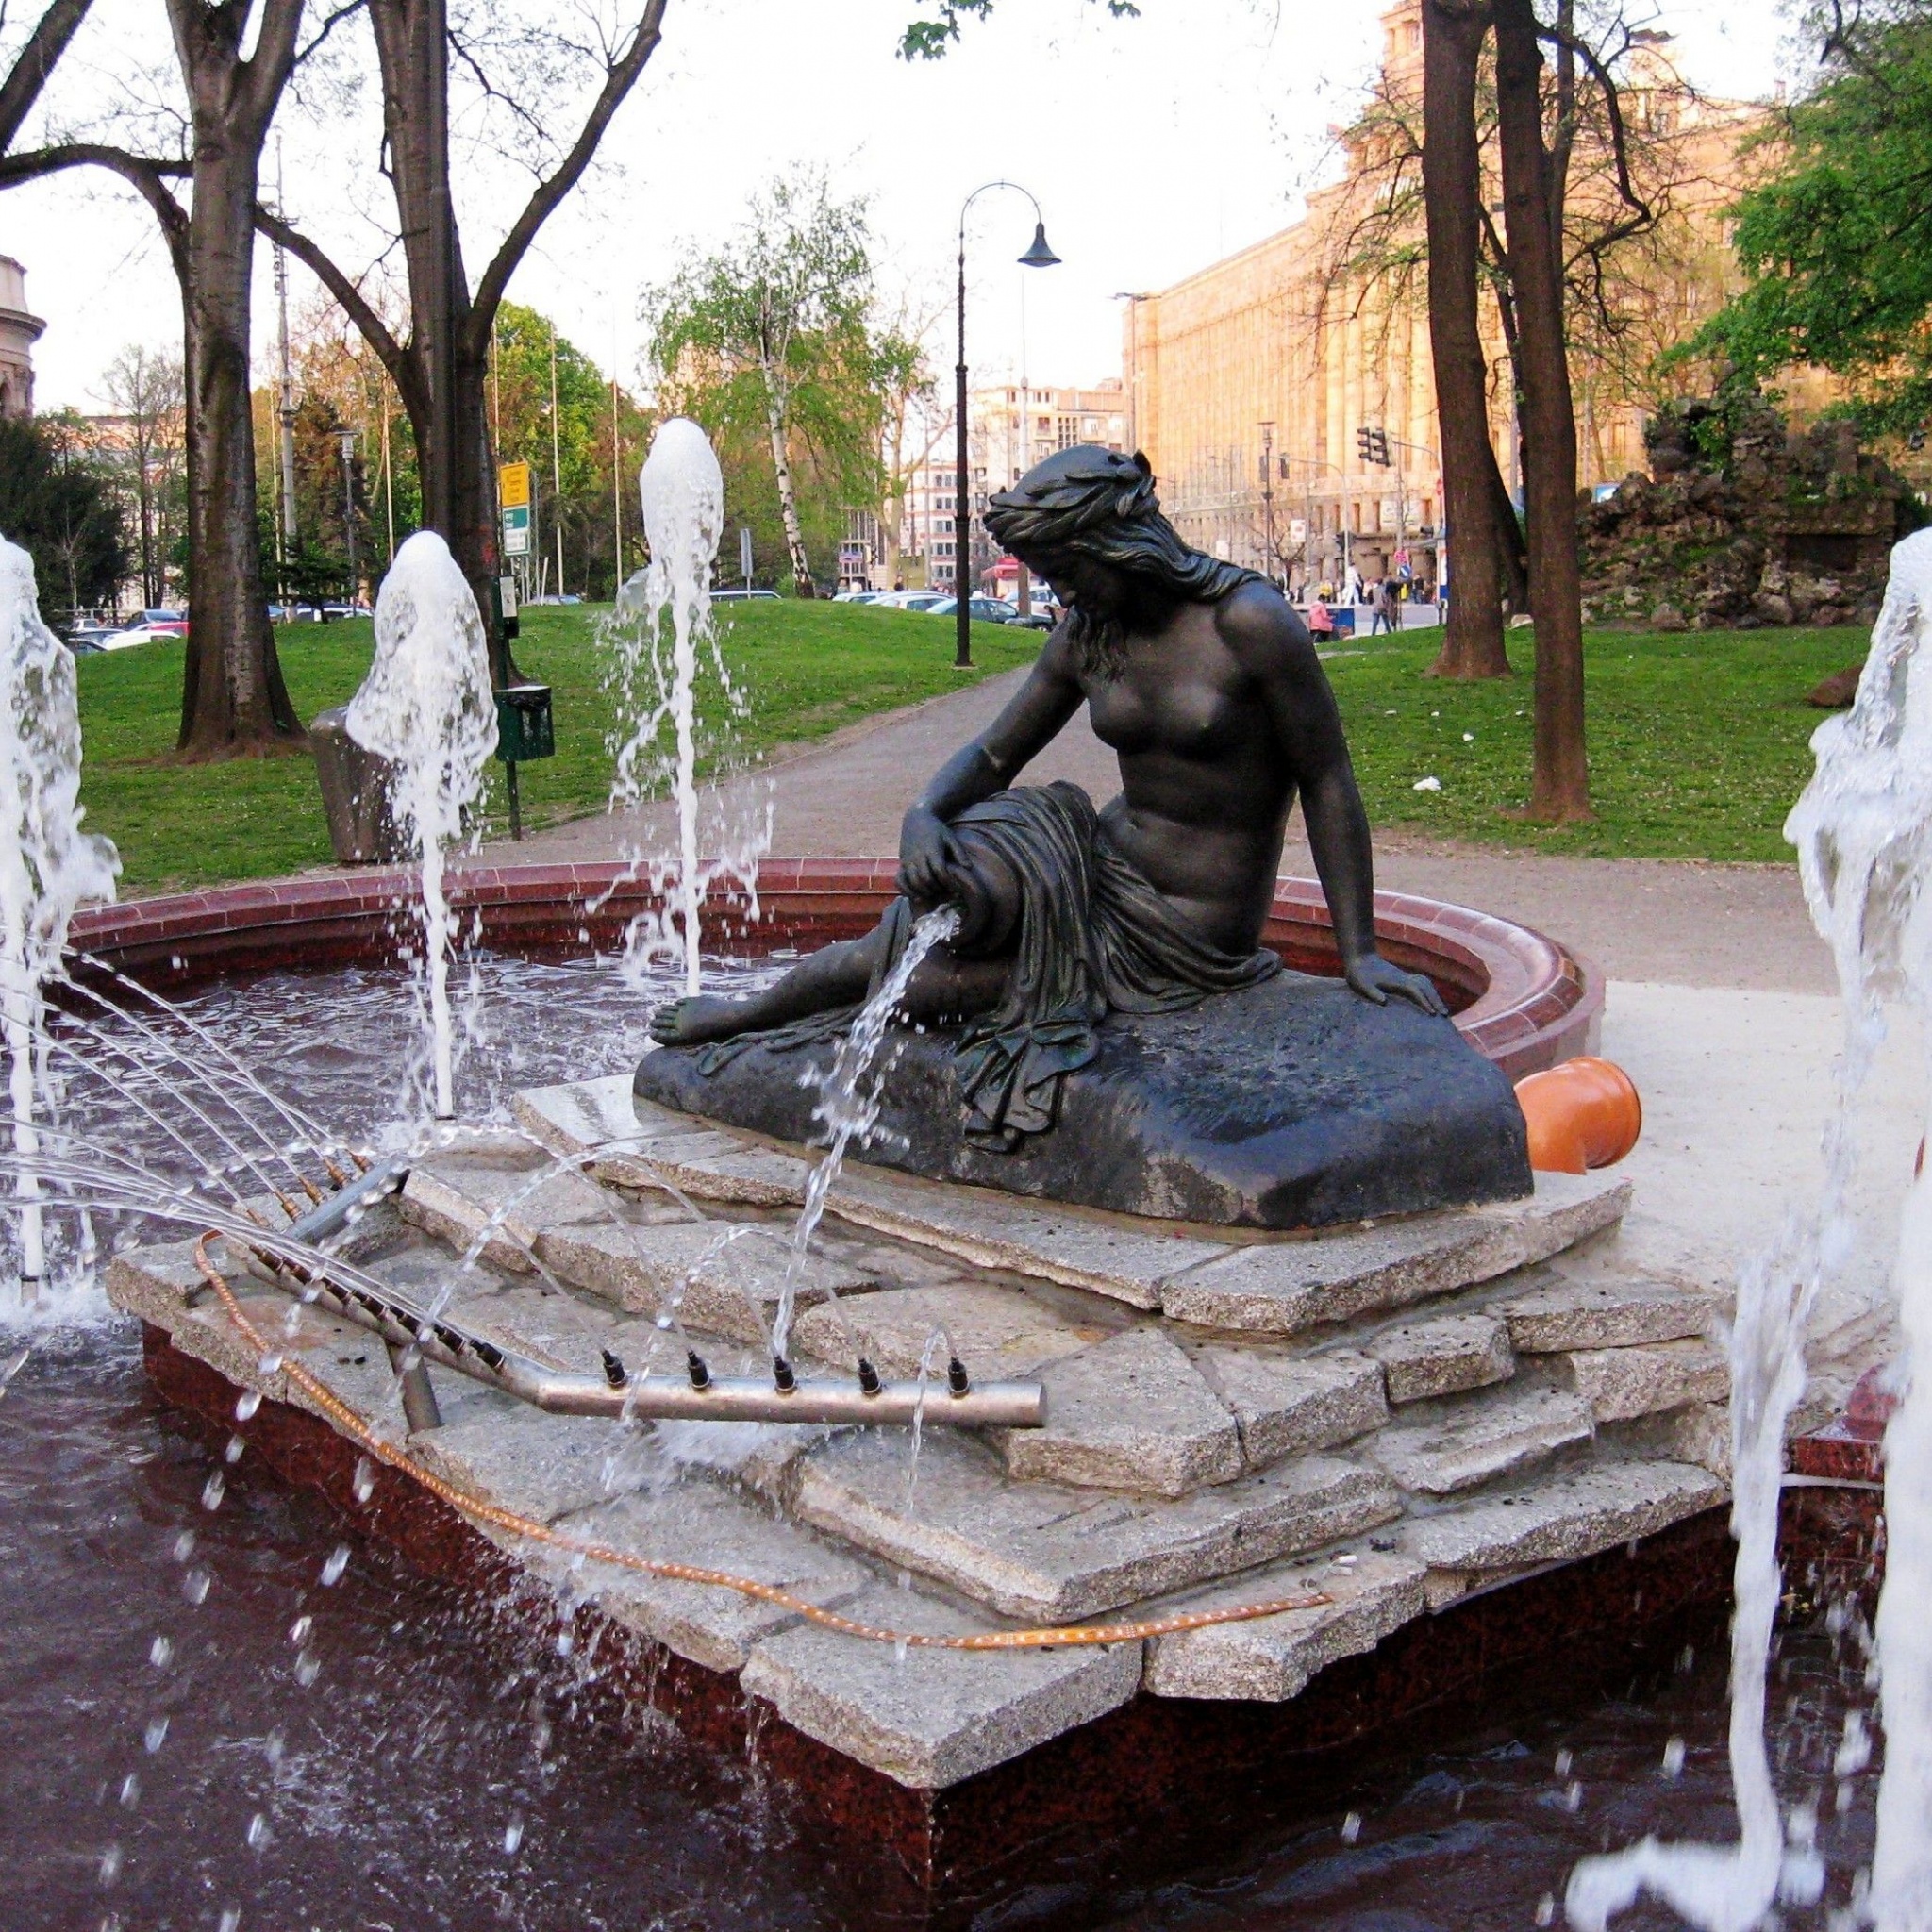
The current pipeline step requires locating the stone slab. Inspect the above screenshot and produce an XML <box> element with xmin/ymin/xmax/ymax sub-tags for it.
<box><xmin>1370</xmin><ymin>1312</ymin><xmax>1516</xmax><ymax>1404</ymax></box>
<box><xmin>791</xmin><ymin>1429</ymin><xmax>1402</xmax><ymax>1621</ymax></box>
<box><xmin>997</xmin><ymin>1328</ymin><xmax>1244</xmax><ymax>1496</ymax></box>
<box><xmin>1402</xmin><ymin>1459</ymin><xmax>1725</xmax><ymax>1572</ymax></box>
<box><xmin>1500</xmin><ymin>1275</ymin><xmax>1719</xmax><ymax>1353</ymax></box>
<box><xmin>637</xmin><ymin>971</ymin><xmax>1534</xmax><ymax>1229</ymax></box>
<box><xmin>1156</xmin><ymin>1173</ymin><xmax>1632</xmax><ymax>1336</ymax></box>
<box><xmin>793</xmin><ymin>1280</ymin><xmax>1117</xmax><ymax>1378</ymax></box>
<box><xmin>1368</xmin><ymin>1384</ymin><xmax>1595</xmax><ymax>1496</ymax></box>
<box><xmin>1564</xmin><ymin>1341</ymin><xmax>1730</xmax><ymax>1423</ymax></box>
<box><xmin>408</xmin><ymin>1402</ymin><xmax>658</xmax><ymax>1523</ymax></box>
<box><xmin>1143</xmin><ymin>1548</ymin><xmax>1429</xmax><ymax>1701</ymax></box>
<box><xmin>1187</xmin><ymin>1345</ymin><xmax>1388</xmax><ymax>1469</ymax></box>
<box><xmin>554</xmin><ymin>1478</ymin><xmax>871</xmax><ymax>1673</ymax></box>
<box><xmin>740</xmin><ymin>1584</ymin><xmax>1143</xmax><ymax>1789</ymax></box>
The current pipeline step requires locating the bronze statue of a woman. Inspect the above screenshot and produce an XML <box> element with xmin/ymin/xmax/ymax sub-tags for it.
<box><xmin>648</xmin><ymin>443</ymin><xmax>1446</xmax><ymax>1154</ymax></box>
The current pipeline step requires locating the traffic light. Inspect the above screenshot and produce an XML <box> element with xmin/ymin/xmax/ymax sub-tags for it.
<box><xmin>1374</xmin><ymin>428</ymin><xmax>1391</xmax><ymax>467</ymax></box>
<box><xmin>1356</xmin><ymin>425</ymin><xmax>1373</xmax><ymax>466</ymax></box>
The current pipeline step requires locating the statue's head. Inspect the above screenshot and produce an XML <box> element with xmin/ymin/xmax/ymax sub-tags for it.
<box><xmin>984</xmin><ymin>446</ymin><xmax>1257</xmax><ymax>675</ymax></box>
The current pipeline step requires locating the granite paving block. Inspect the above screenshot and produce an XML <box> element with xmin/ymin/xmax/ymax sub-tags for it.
<box><xmin>1187</xmin><ymin>1344</ymin><xmax>1388</xmax><ymax>1469</ymax></box>
<box><xmin>1565</xmin><ymin>1341</ymin><xmax>1729</xmax><ymax>1423</ymax></box>
<box><xmin>1500</xmin><ymin>1276</ymin><xmax>1718</xmax><ymax>1353</ymax></box>
<box><xmin>740</xmin><ymin>1583</ymin><xmax>1143</xmax><ymax>1789</ymax></box>
<box><xmin>1156</xmin><ymin>1173</ymin><xmax>1630</xmax><ymax>1336</ymax></box>
<box><xmin>402</xmin><ymin>1157</ymin><xmax>607</xmax><ymax>1273</ymax></box>
<box><xmin>1368</xmin><ymin>1383</ymin><xmax>1595</xmax><ymax>1495</ymax></box>
<box><xmin>553</xmin><ymin>1478</ymin><xmax>870</xmax><ymax>1673</ymax></box>
<box><xmin>1403</xmin><ymin>1459</ymin><xmax>1726</xmax><ymax>1572</ymax></box>
<box><xmin>408</xmin><ymin>1405</ymin><xmax>658</xmax><ymax>1523</ymax></box>
<box><xmin>822</xmin><ymin>1166</ymin><xmax>1231</xmax><ymax>1309</ymax></box>
<box><xmin>1371</xmin><ymin>1312</ymin><xmax>1515</xmax><ymax>1404</ymax></box>
<box><xmin>1143</xmin><ymin>1548</ymin><xmax>1428</xmax><ymax>1700</ymax></box>
<box><xmin>792</xmin><ymin>1429</ymin><xmax>1402</xmax><ymax>1621</ymax></box>
<box><xmin>793</xmin><ymin>1280</ymin><xmax>1114</xmax><ymax>1378</ymax></box>
<box><xmin>997</xmin><ymin>1328</ymin><xmax>1245</xmax><ymax>1496</ymax></box>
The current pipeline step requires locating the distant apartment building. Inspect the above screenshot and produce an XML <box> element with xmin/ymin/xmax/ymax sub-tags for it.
<box><xmin>887</xmin><ymin>379</ymin><xmax>1128</xmax><ymax>590</ymax></box>
<box><xmin>1120</xmin><ymin>0</ymin><xmax>1763</xmax><ymax>591</ymax></box>
<box><xmin>0</xmin><ymin>256</ymin><xmax>43</xmax><ymax>419</ymax></box>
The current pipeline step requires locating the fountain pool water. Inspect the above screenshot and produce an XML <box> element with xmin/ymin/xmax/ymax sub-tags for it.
<box><xmin>607</xmin><ymin>418</ymin><xmax>769</xmax><ymax>996</ymax></box>
<box><xmin>347</xmin><ymin>530</ymin><xmax>498</xmax><ymax>1120</ymax></box>
<box><xmin>0</xmin><ymin>535</ymin><xmax>119</xmax><ymax>1307</ymax></box>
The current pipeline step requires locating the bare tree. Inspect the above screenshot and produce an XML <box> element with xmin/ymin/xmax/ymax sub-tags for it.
<box><xmin>0</xmin><ymin>0</ymin><xmax>92</xmax><ymax>151</ymax></box>
<box><xmin>98</xmin><ymin>343</ymin><xmax>185</xmax><ymax>608</ymax></box>
<box><xmin>261</xmin><ymin>0</ymin><xmax>667</xmax><ymax>654</ymax></box>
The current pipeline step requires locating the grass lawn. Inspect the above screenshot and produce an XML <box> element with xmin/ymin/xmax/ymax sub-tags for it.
<box><xmin>75</xmin><ymin>601</ymin><xmax>1038</xmax><ymax>894</ymax></box>
<box><xmin>1325</xmin><ymin>620</ymin><xmax>1865</xmax><ymax>863</ymax></box>
<box><xmin>74</xmin><ymin>606</ymin><xmax>1866</xmax><ymax>892</ymax></box>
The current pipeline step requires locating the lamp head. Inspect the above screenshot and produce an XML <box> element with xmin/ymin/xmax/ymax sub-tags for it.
<box><xmin>1018</xmin><ymin>220</ymin><xmax>1060</xmax><ymax>270</ymax></box>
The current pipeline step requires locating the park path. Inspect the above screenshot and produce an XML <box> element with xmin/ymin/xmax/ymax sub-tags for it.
<box><xmin>491</xmin><ymin>663</ymin><xmax>1834</xmax><ymax>995</ymax></box>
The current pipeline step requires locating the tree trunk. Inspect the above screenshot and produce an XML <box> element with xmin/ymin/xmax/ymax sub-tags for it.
<box><xmin>173</xmin><ymin>7</ymin><xmax>302</xmax><ymax>758</ymax></box>
<box><xmin>1495</xmin><ymin>0</ymin><xmax>1589</xmax><ymax>820</ymax></box>
<box><xmin>761</xmin><ymin>364</ymin><xmax>814</xmax><ymax>596</ymax></box>
<box><xmin>1422</xmin><ymin>0</ymin><xmax>1510</xmax><ymax>679</ymax></box>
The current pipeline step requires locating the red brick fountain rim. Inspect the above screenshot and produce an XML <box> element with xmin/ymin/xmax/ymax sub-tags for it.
<box><xmin>66</xmin><ymin>858</ymin><xmax>1598</xmax><ymax>1080</ymax></box>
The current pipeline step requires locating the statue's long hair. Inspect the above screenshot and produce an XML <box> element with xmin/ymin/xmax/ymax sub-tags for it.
<box><xmin>984</xmin><ymin>446</ymin><xmax>1258</xmax><ymax>675</ymax></box>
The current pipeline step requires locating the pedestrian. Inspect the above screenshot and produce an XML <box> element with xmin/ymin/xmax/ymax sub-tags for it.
<box><xmin>1371</xmin><ymin>576</ymin><xmax>1400</xmax><ymax>637</ymax></box>
<box><xmin>1307</xmin><ymin>594</ymin><xmax>1334</xmax><ymax>642</ymax></box>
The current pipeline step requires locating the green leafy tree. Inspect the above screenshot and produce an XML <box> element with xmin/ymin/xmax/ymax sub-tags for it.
<box><xmin>1694</xmin><ymin>4</ymin><xmax>1932</xmax><ymax>441</ymax></box>
<box><xmin>645</xmin><ymin>175</ymin><xmax>890</xmax><ymax>596</ymax></box>
<box><xmin>0</xmin><ymin>413</ymin><xmax>128</xmax><ymax>620</ymax></box>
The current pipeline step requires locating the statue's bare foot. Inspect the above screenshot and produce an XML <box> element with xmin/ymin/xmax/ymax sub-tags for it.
<box><xmin>648</xmin><ymin>995</ymin><xmax>753</xmax><ymax>1047</ymax></box>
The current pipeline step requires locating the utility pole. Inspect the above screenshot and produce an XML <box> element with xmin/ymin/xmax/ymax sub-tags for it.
<box><xmin>610</xmin><ymin>362</ymin><xmax>624</xmax><ymax>588</ymax></box>
<box><xmin>274</xmin><ymin>138</ymin><xmax>298</xmax><ymax>603</ymax></box>
<box><xmin>550</xmin><ymin>321</ymin><xmax>564</xmax><ymax>599</ymax></box>
<box><xmin>1258</xmin><ymin>421</ymin><xmax>1276</xmax><ymax>585</ymax></box>
<box><xmin>337</xmin><ymin>428</ymin><xmax>359</xmax><ymax>605</ymax></box>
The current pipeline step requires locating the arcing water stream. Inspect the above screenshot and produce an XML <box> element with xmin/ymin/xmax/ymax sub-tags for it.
<box><xmin>1570</xmin><ymin>528</ymin><xmax>1932</xmax><ymax>1929</ymax></box>
<box><xmin>0</xmin><ymin>536</ymin><xmax>118</xmax><ymax>1307</ymax></box>
<box><xmin>346</xmin><ymin>531</ymin><xmax>498</xmax><ymax>1120</ymax></box>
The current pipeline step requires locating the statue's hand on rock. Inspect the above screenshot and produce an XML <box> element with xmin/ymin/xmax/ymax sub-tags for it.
<box><xmin>1344</xmin><ymin>953</ymin><xmax>1448</xmax><ymax>1017</ymax></box>
<box><xmin>897</xmin><ymin>805</ymin><xmax>960</xmax><ymax>907</ymax></box>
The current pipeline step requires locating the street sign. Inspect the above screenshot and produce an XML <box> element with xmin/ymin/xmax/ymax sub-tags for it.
<box><xmin>499</xmin><ymin>461</ymin><xmax>531</xmax><ymax>509</ymax></box>
<box><xmin>502</xmin><ymin>503</ymin><xmax>531</xmax><ymax>557</ymax></box>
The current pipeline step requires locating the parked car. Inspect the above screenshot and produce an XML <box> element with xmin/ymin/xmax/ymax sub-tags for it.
<box><xmin>100</xmin><ymin>609</ymin><xmax>188</xmax><ymax>648</ymax></box>
<box><xmin>320</xmin><ymin>601</ymin><xmax>373</xmax><ymax>620</ymax></box>
<box><xmin>711</xmin><ymin>587</ymin><xmax>780</xmax><ymax>603</ymax></box>
<box><xmin>869</xmin><ymin>590</ymin><xmax>951</xmax><ymax>613</ymax></box>
<box><xmin>926</xmin><ymin>596</ymin><xmax>1022</xmax><ymax>625</ymax></box>
<box><xmin>832</xmin><ymin>590</ymin><xmax>884</xmax><ymax>604</ymax></box>
<box><xmin>64</xmin><ymin>618</ymin><xmax>118</xmax><ymax>652</ymax></box>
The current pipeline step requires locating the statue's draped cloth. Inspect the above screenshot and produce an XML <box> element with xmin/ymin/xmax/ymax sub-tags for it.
<box><xmin>691</xmin><ymin>781</ymin><xmax>1279</xmax><ymax>1149</ymax></box>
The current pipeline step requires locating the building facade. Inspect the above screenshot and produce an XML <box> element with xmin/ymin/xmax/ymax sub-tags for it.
<box><xmin>1121</xmin><ymin>2</ymin><xmax>1760</xmax><ymax>592</ymax></box>
<box><xmin>0</xmin><ymin>257</ymin><xmax>43</xmax><ymax>418</ymax></box>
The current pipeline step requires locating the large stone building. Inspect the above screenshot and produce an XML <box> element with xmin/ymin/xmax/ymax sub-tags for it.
<box><xmin>0</xmin><ymin>256</ymin><xmax>43</xmax><ymax>418</ymax></box>
<box><xmin>1120</xmin><ymin>3</ymin><xmax>1761</xmax><ymax>591</ymax></box>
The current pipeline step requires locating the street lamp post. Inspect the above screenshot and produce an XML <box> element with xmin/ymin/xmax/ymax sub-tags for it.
<box><xmin>955</xmin><ymin>180</ymin><xmax>1059</xmax><ymax>671</ymax></box>
<box><xmin>337</xmin><ymin>428</ymin><xmax>359</xmax><ymax>607</ymax></box>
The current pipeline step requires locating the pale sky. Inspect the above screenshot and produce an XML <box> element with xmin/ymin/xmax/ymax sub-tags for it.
<box><xmin>6</xmin><ymin>0</ymin><xmax>1792</xmax><ymax>417</ymax></box>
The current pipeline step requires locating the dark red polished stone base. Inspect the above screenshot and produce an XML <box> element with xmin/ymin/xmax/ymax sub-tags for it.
<box><xmin>146</xmin><ymin>1323</ymin><xmax>1774</xmax><ymax>1929</ymax></box>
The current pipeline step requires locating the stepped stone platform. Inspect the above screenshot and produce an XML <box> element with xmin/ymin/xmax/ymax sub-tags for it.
<box><xmin>107</xmin><ymin>1070</ymin><xmax>1802</xmax><ymax>1914</ymax></box>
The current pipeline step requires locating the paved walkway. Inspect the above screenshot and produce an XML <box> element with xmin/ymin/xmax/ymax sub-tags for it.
<box><xmin>493</xmin><ymin>664</ymin><xmax>1834</xmax><ymax>995</ymax></box>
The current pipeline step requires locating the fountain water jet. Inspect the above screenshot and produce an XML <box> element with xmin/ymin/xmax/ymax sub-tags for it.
<box><xmin>1570</xmin><ymin>526</ymin><xmax>1932</xmax><ymax>1931</ymax></box>
<box><xmin>607</xmin><ymin>418</ymin><xmax>768</xmax><ymax>996</ymax></box>
<box><xmin>0</xmin><ymin>536</ymin><xmax>119</xmax><ymax>1304</ymax></box>
<box><xmin>347</xmin><ymin>532</ymin><xmax>497</xmax><ymax>1120</ymax></box>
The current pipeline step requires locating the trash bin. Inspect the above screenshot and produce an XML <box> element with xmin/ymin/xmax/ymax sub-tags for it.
<box><xmin>311</xmin><ymin>706</ymin><xmax>408</xmax><ymax>864</ymax></box>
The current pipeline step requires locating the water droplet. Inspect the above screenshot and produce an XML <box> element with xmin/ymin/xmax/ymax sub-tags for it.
<box><xmin>148</xmin><ymin>1636</ymin><xmax>172</xmax><ymax>1670</ymax></box>
<box><xmin>245</xmin><ymin>1813</ymin><xmax>270</xmax><ymax>1852</ymax></box>
<box><xmin>294</xmin><ymin>1649</ymin><xmax>320</xmax><ymax>1688</ymax></box>
<box><xmin>1662</xmin><ymin>1736</ymin><xmax>1687</xmax><ymax>1778</ymax></box>
<box><xmin>352</xmin><ymin>1457</ymin><xmax>375</xmax><ymax>1503</ymax></box>
<box><xmin>320</xmin><ymin>1544</ymin><xmax>349</xmax><ymax>1587</ymax></box>
<box><xmin>257</xmin><ymin>1355</ymin><xmax>282</xmax><ymax>1376</ymax></box>
<box><xmin>234</xmin><ymin>1390</ymin><xmax>260</xmax><ymax>1422</ymax></box>
<box><xmin>1535</xmin><ymin>1894</ymin><xmax>1556</xmax><ymax>1927</ymax></box>
<box><xmin>1563</xmin><ymin>1779</ymin><xmax>1583</xmax><ymax>1812</ymax></box>
<box><xmin>503</xmin><ymin>1814</ymin><xmax>525</xmax><ymax>1855</ymax></box>
<box><xmin>1555</xmin><ymin>1748</ymin><xmax>1573</xmax><ymax>1777</ymax></box>
<box><xmin>218</xmin><ymin>1908</ymin><xmax>241</xmax><ymax>1932</ymax></box>
<box><xmin>289</xmin><ymin>1615</ymin><xmax>312</xmax><ymax>1646</ymax></box>
<box><xmin>142</xmin><ymin>1717</ymin><xmax>168</xmax><ymax>1755</ymax></box>
<box><xmin>182</xmin><ymin>1567</ymin><xmax>210</xmax><ymax>1606</ymax></box>
<box><xmin>97</xmin><ymin>1843</ymin><xmax>122</xmax><ymax>1886</ymax></box>
<box><xmin>200</xmin><ymin>1471</ymin><xmax>225</xmax><ymax>1512</ymax></box>
<box><xmin>224</xmin><ymin>1434</ymin><xmax>245</xmax><ymax>1466</ymax></box>
<box><xmin>118</xmin><ymin>1774</ymin><xmax>140</xmax><ymax>1808</ymax></box>
<box><xmin>265</xmin><ymin>1728</ymin><xmax>285</xmax><ymax>1768</ymax></box>
<box><xmin>1341</xmin><ymin>1811</ymin><xmax>1362</xmax><ymax>1843</ymax></box>
<box><xmin>555</xmin><ymin>1627</ymin><xmax>574</xmax><ymax>1658</ymax></box>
